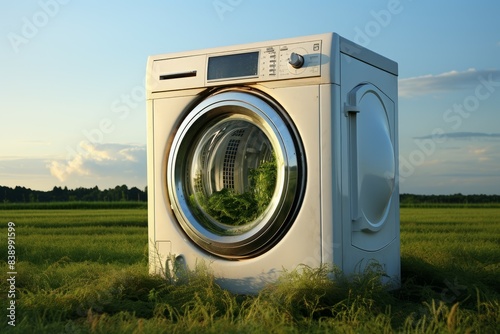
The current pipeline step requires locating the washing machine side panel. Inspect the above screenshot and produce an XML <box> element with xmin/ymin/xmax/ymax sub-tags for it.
<box><xmin>393</xmin><ymin>76</ymin><xmax>400</xmax><ymax>284</ymax></box>
<box><xmin>340</xmin><ymin>53</ymin><xmax>400</xmax><ymax>283</ymax></box>
<box><xmin>318</xmin><ymin>84</ymin><xmax>343</xmax><ymax>270</ymax></box>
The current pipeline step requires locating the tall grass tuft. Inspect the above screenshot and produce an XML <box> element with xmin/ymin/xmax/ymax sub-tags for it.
<box><xmin>239</xmin><ymin>262</ymin><xmax>395</xmax><ymax>331</ymax></box>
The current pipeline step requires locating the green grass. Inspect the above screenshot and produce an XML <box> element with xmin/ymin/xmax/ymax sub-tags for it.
<box><xmin>401</xmin><ymin>208</ymin><xmax>500</xmax><ymax>292</ymax></box>
<box><xmin>0</xmin><ymin>201</ymin><xmax>147</xmax><ymax>210</ymax></box>
<box><xmin>0</xmin><ymin>207</ymin><xmax>499</xmax><ymax>333</ymax></box>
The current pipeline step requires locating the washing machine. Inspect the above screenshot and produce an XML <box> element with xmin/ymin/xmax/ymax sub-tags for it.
<box><xmin>146</xmin><ymin>32</ymin><xmax>400</xmax><ymax>293</ymax></box>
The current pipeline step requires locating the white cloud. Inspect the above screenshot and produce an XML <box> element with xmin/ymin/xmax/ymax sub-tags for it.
<box><xmin>49</xmin><ymin>154</ymin><xmax>89</xmax><ymax>182</ymax></box>
<box><xmin>48</xmin><ymin>141</ymin><xmax>146</xmax><ymax>182</ymax></box>
<box><xmin>470</xmin><ymin>147</ymin><xmax>487</xmax><ymax>155</ymax></box>
<box><xmin>414</xmin><ymin>132</ymin><xmax>500</xmax><ymax>141</ymax></box>
<box><xmin>80</xmin><ymin>142</ymin><xmax>113</xmax><ymax>162</ymax></box>
<box><xmin>119</xmin><ymin>146</ymin><xmax>144</xmax><ymax>162</ymax></box>
<box><xmin>399</xmin><ymin>68</ymin><xmax>500</xmax><ymax>98</ymax></box>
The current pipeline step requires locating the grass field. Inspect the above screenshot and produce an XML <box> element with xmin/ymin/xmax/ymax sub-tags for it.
<box><xmin>1</xmin><ymin>206</ymin><xmax>499</xmax><ymax>333</ymax></box>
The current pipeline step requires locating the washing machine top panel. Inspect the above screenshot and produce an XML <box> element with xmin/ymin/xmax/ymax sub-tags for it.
<box><xmin>146</xmin><ymin>32</ymin><xmax>397</xmax><ymax>96</ymax></box>
<box><xmin>149</xmin><ymin>38</ymin><xmax>324</xmax><ymax>94</ymax></box>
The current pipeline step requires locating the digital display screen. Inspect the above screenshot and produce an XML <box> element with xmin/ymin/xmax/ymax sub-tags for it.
<box><xmin>207</xmin><ymin>51</ymin><xmax>259</xmax><ymax>80</ymax></box>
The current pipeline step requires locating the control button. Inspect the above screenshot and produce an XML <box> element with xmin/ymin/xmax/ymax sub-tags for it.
<box><xmin>289</xmin><ymin>52</ymin><xmax>304</xmax><ymax>69</ymax></box>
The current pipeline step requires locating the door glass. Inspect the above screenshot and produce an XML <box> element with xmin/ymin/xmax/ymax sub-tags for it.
<box><xmin>167</xmin><ymin>90</ymin><xmax>305</xmax><ymax>258</ymax></box>
<box><xmin>186</xmin><ymin>116</ymin><xmax>277</xmax><ymax>234</ymax></box>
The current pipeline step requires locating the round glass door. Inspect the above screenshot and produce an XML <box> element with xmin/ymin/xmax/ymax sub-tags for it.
<box><xmin>167</xmin><ymin>90</ymin><xmax>305</xmax><ymax>259</ymax></box>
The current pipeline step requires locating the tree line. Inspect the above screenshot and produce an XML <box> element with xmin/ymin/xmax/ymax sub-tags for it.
<box><xmin>1</xmin><ymin>185</ymin><xmax>499</xmax><ymax>204</ymax></box>
<box><xmin>0</xmin><ymin>185</ymin><xmax>147</xmax><ymax>203</ymax></box>
<box><xmin>400</xmin><ymin>193</ymin><xmax>500</xmax><ymax>205</ymax></box>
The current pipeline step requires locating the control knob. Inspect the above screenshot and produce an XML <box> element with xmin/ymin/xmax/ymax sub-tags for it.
<box><xmin>288</xmin><ymin>52</ymin><xmax>304</xmax><ymax>69</ymax></box>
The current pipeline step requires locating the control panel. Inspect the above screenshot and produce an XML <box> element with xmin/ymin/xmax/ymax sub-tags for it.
<box><xmin>206</xmin><ymin>40</ymin><xmax>322</xmax><ymax>83</ymax></box>
<box><xmin>277</xmin><ymin>40</ymin><xmax>321</xmax><ymax>79</ymax></box>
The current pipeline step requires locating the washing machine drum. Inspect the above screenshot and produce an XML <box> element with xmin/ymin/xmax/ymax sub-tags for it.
<box><xmin>167</xmin><ymin>90</ymin><xmax>306</xmax><ymax>259</ymax></box>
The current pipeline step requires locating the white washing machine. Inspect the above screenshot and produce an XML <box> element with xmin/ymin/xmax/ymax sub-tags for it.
<box><xmin>146</xmin><ymin>32</ymin><xmax>400</xmax><ymax>293</ymax></box>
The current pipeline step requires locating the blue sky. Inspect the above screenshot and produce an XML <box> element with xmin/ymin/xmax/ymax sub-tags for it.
<box><xmin>1</xmin><ymin>0</ymin><xmax>500</xmax><ymax>194</ymax></box>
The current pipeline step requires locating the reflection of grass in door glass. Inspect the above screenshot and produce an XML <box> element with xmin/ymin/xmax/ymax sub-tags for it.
<box><xmin>195</xmin><ymin>155</ymin><xmax>277</xmax><ymax>227</ymax></box>
<box><xmin>205</xmin><ymin>188</ymin><xmax>258</xmax><ymax>226</ymax></box>
<box><xmin>250</xmin><ymin>157</ymin><xmax>277</xmax><ymax>212</ymax></box>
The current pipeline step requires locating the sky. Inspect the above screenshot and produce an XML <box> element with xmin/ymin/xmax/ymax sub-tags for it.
<box><xmin>1</xmin><ymin>0</ymin><xmax>499</xmax><ymax>195</ymax></box>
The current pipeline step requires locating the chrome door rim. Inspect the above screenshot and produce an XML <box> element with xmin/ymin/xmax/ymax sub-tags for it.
<box><xmin>166</xmin><ymin>89</ymin><xmax>306</xmax><ymax>259</ymax></box>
